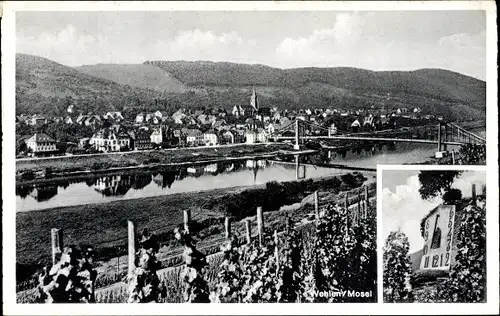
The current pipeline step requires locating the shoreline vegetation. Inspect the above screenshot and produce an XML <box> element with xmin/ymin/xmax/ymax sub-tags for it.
<box><xmin>16</xmin><ymin>143</ymin><xmax>291</xmax><ymax>183</ymax></box>
<box><xmin>16</xmin><ymin>172</ymin><xmax>370</xmax><ymax>291</ymax></box>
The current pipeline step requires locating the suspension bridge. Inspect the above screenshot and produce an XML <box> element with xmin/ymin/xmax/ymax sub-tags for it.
<box><xmin>268</xmin><ymin>119</ymin><xmax>485</xmax><ymax>156</ymax></box>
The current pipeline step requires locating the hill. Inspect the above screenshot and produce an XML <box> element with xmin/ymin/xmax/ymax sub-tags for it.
<box><xmin>409</xmin><ymin>248</ymin><xmax>423</xmax><ymax>272</ymax></box>
<box><xmin>15</xmin><ymin>54</ymin><xmax>161</xmax><ymax>116</ymax></box>
<box><xmin>15</xmin><ymin>54</ymin><xmax>486</xmax><ymax>120</ymax></box>
<box><xmin>145</xmin><ymin>60</ymin><xmax>486</xmax><ymax>120</ymax></box>
<box><xmin>75</xmin><ymin>63</ymin><xmax>189</xmax><ymax>93</ymax></box>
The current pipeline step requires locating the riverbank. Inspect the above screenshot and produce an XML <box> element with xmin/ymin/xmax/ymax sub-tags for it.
<box><xmin>16</xmin><ymin>171</ymin><xmax>368</xmax><ymax>285</ymax></box>
<box><xmin>16</xmin><ymin>143</ymin><xmax>294</xmax><ymax>183</ymax></box>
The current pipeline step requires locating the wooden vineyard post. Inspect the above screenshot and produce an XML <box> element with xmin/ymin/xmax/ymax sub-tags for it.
<box><xmin>127</xmin><ymin>220</ymin><xmax>136</xmax><ymax>276</ymax></box>
<box><xmin>51</xmin><ymin>228</ymin><xmax>64</xmax><ymax>266</ymax></box>
<box><xmin>224</xmin><ymin>216</ymin><xmax>231</xmax><ymax>240</ymax></box>
<box><xmin>257</xmin><ymin>206</ymin><xmax>264</xmax><ymax>246</ymax></box>
<box><xmin>245</xmin><ymin>219</ymin><xmax>252</xmax><ymax>245</ymax></box>
<box><xmin>364</xmin><ymin>185</ymin><xmax>369</xmax><ymax>219</ymax></box>
<box><xmin>274</xmin><ymin>230</ymin><xmax>279</xmax><ymax>272</ymax></box>
<box><xmin>481</xmin><ymin>184</ymin><xmax>486</xmax><ymax>197</ymax></box>
<box><xmin>183</xmin><ymin>209</ymin><xmax>191</xmax><ymax>234</ymax></box>
<box><xmin>314</xmin><ymin>191</ymin><xmax>320</xmax><ymax>221</ymax></box>
<box><xmin>471</xmin><ymin>184</ymin><xmax>477</xmax><ymax>206</ymax></box>
<box><xmin>357</xmin><ymin>189</ymin><xmax>362</xmax><ymax>224</ymax></box>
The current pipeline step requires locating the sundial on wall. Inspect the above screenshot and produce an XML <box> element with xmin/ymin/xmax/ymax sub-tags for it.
<box><xmin>420</xmin><ymin>204</ymin><xmax>456</xmax><ymax>271</ymax></box>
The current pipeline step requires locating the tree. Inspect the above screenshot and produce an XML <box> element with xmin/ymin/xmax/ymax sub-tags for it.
<box><xmin>383</xmin><ymin>230</ymin><xmax>413</xmax><ymax>303</ymax></box>
<box><xmin>127</xmin><ymin>229</ymin><xmax>162</xmax><ymax>303</ymax></box>
<box><xmin>418</xmin><ymin>171</ymin><xmax>463</xmax><ymax>200</ymax></box>
<box><xmin>16</xmin><ymin>139</ymin><xmax>28</xmax><ymax>154</ymax></box>
<box><xmin>442</xmin><ymin>188</ymin><xmax>462</xmax><ymax>204</ymax></box>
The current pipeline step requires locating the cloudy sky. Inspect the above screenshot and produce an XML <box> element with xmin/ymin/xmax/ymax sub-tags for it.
<box><xmin>16</xmin><ymin>11</ymin><xmax>486</xmax><ymax>80</ymax></box>
<box><xmin>382</xmin><ymin>170</ymin><xmax>486</xmax><ymax>253</ymax></box>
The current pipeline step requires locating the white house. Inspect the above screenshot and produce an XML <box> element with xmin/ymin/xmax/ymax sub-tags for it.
<box><xmin>256</xmin><ymin>128</ymin><xmax>268</xmax><ymax>143</ymax></box>
<box><xmin>232</xmin><ymin>105</ymin><xmax>245</xmax><ymax>117</ymax></box>
<box><xmin>104</xmin><ymin>112</ymin><xmax>124</xmax><ymax>122</ymax></box>
<box><xmin>135</xmin><ymin>113</ymin><xmax>145</xmax><ymax>124</ymax></box>
<box><xmin>25</xmin><ymin>133</ymin><xmax>57</xmax><ymax>154</ymax></box>
<box><xmin>172</xmin><ymin>109</ymin><xmax>187</xmax><ymax>125</ymax></box>
<box><xmin>247</xmin><ymin>129</ymin><xmax>268</xmax><ymax>144</ymax></box>
<box><xmin>64</xmin><ymin>116</ymin><xmax>74</xmax><ymax>124</ymax></box>
<box><xmin>328</xmin><ymin>123</ymin><xmax>337</xmax><ymax>136</ymax></box>
<box><xmin>351</xmin><ymin>119</ymin><xmax>361</xmax><ymax>132</ymax></box>
<box><xmin>246</xmin><ymin>131</ymin><xmax>257</xmax><ymax>144</ymax></box>
<box><xmin>150</xmin><ymin>116</ymin><xmax>160</xmax><ymax>125</ymax></box>
<box><xmin>222</xmin><ymin>130</ymin><xmax>235</xmax><ymax>144</ymax></box>
<box><xmin>90</xmin><ymin>129</ymin><xmax>130</xmax><ymax>152</ymax></box>
<box><xmin>186</xmin><ymin>129</ymin><xmax>203</xmax><ymax>146</ymax></box>
<box><xmin>27</xmin><ymin>115</ymin><xmax>48</xmax><ymax>126</ymax></box>
<box><xmin>265</xmin><ymin>123</ymin><xmax>276</xmax><ymax>135</ymax></box>
<box><xmin>150</xmin><ymin>127</ymin><xmax>164</xmax><ymax>144</ymax></box>
<box><xmin>203</xmin><ymin>131</ymin><xmax>219</xmax><ymax>146</ymax></box>
<box><xmin>363</xmin><ymin>115</ymin><xmax>374</xmax><ymax>127</ymax></box>
<box><xmin>153</xmin><ymin>110</ymin><xmax>163</xmax><ymax>118</ymax></box>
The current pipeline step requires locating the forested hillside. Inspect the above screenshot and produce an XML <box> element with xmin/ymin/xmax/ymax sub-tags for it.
<box><xmin>16</xmin><ymin>54</ymin><xmax>486</xmax><ymax>121</ymax></box>
<box><xmin>16</xmin><ymin>54</ymin><xmax>161</xmax><ymax>116</ymax></box>
<box><xmin>76</xmin><ymin>63</ymin><xmax>189</xmax><ymax>93</ymax></box>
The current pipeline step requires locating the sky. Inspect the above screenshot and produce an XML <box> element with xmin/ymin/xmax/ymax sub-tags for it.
<box><xmin>381</xmin><ymin>170</ymin><xmax>486</xmax><ymax>253</ymax></box>
<box><xmin>16</xmin><ymin>11</ymin><xmax>486</xmax><ymax>80</ymax></box>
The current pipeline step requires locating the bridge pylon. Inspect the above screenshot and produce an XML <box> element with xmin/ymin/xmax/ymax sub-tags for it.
<box><xmin>435</xmin><ymin>121</ymin><xmax>449</xmax><ymax>158</ymax></box>
<box><xmin>294</xmin><ymin>119</ymin><xmax>300</xmax><ymax>150</ymax></box>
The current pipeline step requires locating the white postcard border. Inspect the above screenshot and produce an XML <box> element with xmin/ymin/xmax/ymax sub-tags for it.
<box><xmin>2</xmin><ymin>1</ymin><xmax>498</xmax><ymax>315</ymax></box>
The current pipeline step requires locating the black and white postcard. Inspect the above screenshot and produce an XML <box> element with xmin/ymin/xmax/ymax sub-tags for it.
<box><xmin>2</xmin><ymin>1</ymin><xmax>498</xmax><ymax>315</ymax></box>
<box><xmin>381</xmin><ymin>167</ymin><xmax>487</xmax><ymax>303</ymax></box>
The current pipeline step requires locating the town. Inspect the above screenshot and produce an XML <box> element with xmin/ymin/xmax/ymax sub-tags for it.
<box><xmin>16</xmin><ymin>87</ymin><xmax>439</xmax><ymax>158</ymax></box>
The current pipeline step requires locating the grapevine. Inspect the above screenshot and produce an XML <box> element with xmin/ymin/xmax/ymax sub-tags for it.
<box><xmin>298</xmin><ymin>224</ymin><xmax>318</xmax><ymax>302</ymax></box>
<box><xmin>127</xmin><ymin>229</ymin><xmax>162</xmax><ymax>303</ymax></box>
<box><xmin>239</xmin><ymin>235</ymin><xmax>280</xmax><ymax>303</ymax></box>
<box><xmin>276</xmin><ymin>217</ymin><xmax>302</xmax><ymax>303</ymax></box>
<box><xmin>439</xmin><ymin>203</ymin><xmax>486</xmax><ymax>302</ymax></box>
<box><xmin>37</xmin><ymin>245</ymin><xmax>97</xmax><ymax>303</ymax></box>
<box><xmin>211</xmin><ymin>235</ymin><xmax>245</xmax><ymax>303</ymax></box>
<box><xmin>383</xmin><ymin>230</ymin><xmax>413</xmax><ymax>303</ymax></box>
<box><xmin>174</xmin><ymin>227</ymin><xmax>210</xmax><ymax>303</ymax></box>
<box><xmin>314</xmin><ymin>204</ymin><xmax>356</xmax><ymax>302</ymax></box>
<box><xmin>346</xmin><ymin>215</ymin><xmax>377</xmax><ymax>302</ymax></box>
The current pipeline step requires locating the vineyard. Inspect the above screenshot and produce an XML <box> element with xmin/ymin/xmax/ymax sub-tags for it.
<box><xmin>383</xmin><ymin>186</ymin><xmax>486</xmax><ymax>303</ymax></box>
<box><xmin>18</xmin><ymin>182</ymin><xmax>377</xmax><ymax>303</ymax></box>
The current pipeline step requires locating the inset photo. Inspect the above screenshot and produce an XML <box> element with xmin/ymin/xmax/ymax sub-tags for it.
<box><xmin>381</xmin><ymin>167</ymin><xmax>486</xmax><ymax>303</ymax></box>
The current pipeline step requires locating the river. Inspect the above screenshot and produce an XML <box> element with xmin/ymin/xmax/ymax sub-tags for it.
<box><xmin>14</xmin><ymin>142</ymin><xmax>469</xmax><ymax>212</ymax></box>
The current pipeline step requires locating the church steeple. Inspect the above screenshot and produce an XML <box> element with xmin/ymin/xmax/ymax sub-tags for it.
<box><xmin>250</xmin><ymin>86</ymin><xmax>258</xmax><ymax>110</ymax></box>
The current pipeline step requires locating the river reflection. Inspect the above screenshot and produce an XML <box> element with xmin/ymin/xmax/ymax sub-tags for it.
<box><xmin>17</xmin><ymin>159</ymin><xmax>299</xmax><ymax>211</ymax></box>
<box><xmin>16</xmin><ymin>142</ymin><xmax>444</xmax><ymax>211</ymax></box>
